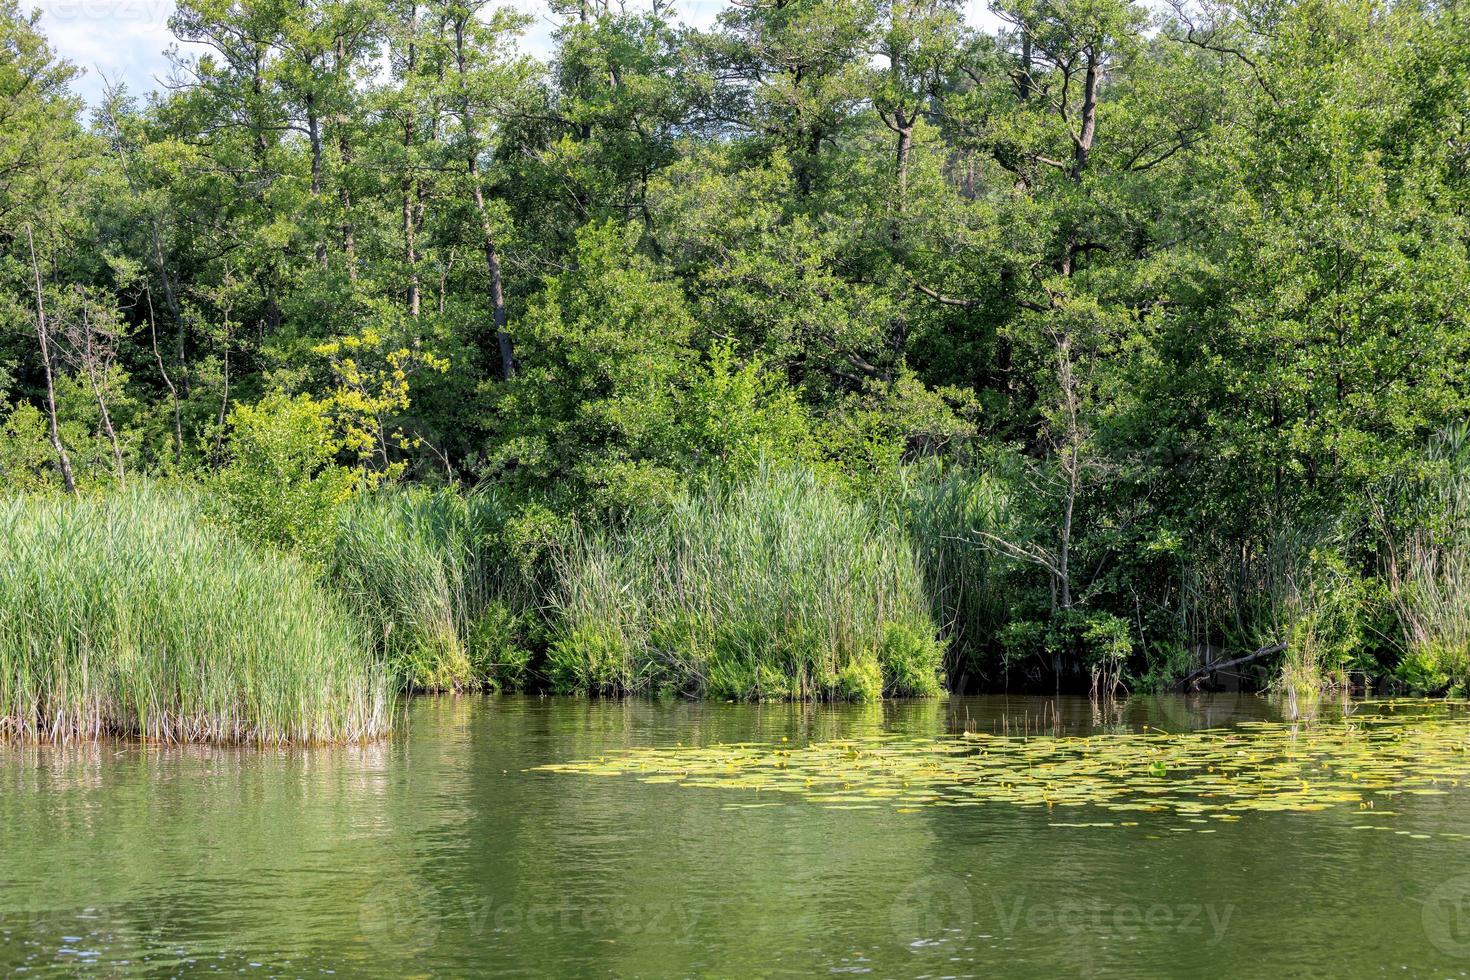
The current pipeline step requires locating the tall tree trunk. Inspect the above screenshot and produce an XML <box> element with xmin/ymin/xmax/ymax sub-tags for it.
<box><xmin>471</xmin><ymin>181</ymin><xmax>513</xmax><ymax>380</ymax></box>
<box><xmin>895</xmin><ymin>122</ymin><xmax>913</xmax><ymax>216</ymax></box>
<box><xmin>1055</xmin><ymin>332</ymin><xmax>1081</xmax><ymax>613</ymax></box>
<box><xmin>26</xmin><ymin>225</ymin><xmax>75</xmax><ymax>494</ymax></box>
<box><xmin>453</xmin><ymin>17</ymin><xmax>513</xmax><ymax>380</ymax></box>
<box><xmin>404</xmin><ymin>177</ymin><xmax>421</xmax><ymax>316</ymax></box>
<box><xmin>1053</xmin><ymin>45</ymin><xmax>1097</xmax><ymax>663</ymax></box>
<box><xmin>152</xmin><ymin>231</ymin><xmax>187</xmax><ymax>394</ymax></box>
<box><xmin>335</xmin><ymin>37</ymin><xmax>358</xmax><ymax>277</ymax></box>
<box><xmin>797</xmin><ymin>124</ymin><xmax>822</xmax><ymax>196</ymax></box>
<box><xmin>306</xmin><ymin>86</ymin><xmax>327</xmax><ymax>267</ymax></box>
<box><xmin>1053</xmin><ymin>332</ymin><xmax>1082</xmax><ymax>689</ymax></box>
<box><xmin>886</xmin><ymin>116</ymin><xmax>912</xmax><ymax>367</ymax></box>
<box><xmin>90</xmin><ymin>373</ymin><xmax>125</xmax><ymax>487</ymax></box>
<box><xmin>338</xmin><ymin>131</ymin><xmax>357</xmax><ymax>276</ymax></box>
<box><xmin>250</xmin><ymin>55</ymin><xmax>281</xmax><ymax>348</ymax></box>
<box><xmin>307</xmin><ymin>102</ymin><xmax>323</xmax><ymax>192</ymax></box>
<box><xmin>1070</xmin><ymin>50</ymin><xmax>1100</xmax><ymax>183</ymax></box>
<box><xmin>99</xmin><ymin>86</ymin><xmax>190</xmax><ymax>424</ymax></box>
<box><xmin>402</xmin><ymin>13</ymin><xmax>421</xmax><ymax>316</ymax></box>
<box><xmin>1019</xmin><ymin>34</ymin><xmax>1032</xmax><ymax>101</ymax></box>
<box><xmin>213</xmin><ymin>318</ymin><xmax>231</xmax><ymax>462</ymax></box>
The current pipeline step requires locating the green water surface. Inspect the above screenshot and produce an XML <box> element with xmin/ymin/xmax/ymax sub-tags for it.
<box><xmin>3</xmin><ymin>695</ymin><xmax>1470</xmax><ymax>976</ymax></box>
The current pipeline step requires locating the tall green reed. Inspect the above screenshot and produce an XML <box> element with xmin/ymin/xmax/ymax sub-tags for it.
<box><xmin>1374</xmin><ymin>423</ymin><xmax>1470</xmax><ymax>692</ymax></box>
<box><xmin>890</xmin><ymin>464</ymin><xmax>1013</xmax><ymax>686</ymax></box>
<box><xmin>0</xmin><ymin>487</ymin><xmax>390</xmax><ymax>743</ymax></box>
<box><xmin>328</xmin><ymin>487</ymin><xmax>540</xmax><ymax>691</ymax></box>
<box><xmin>549</xmin><ymin>465</ymin><xmax>945</xmax><ymax>700</ymax></box>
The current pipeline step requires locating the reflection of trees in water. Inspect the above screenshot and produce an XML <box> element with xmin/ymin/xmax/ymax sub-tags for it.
<box><xmin>940</xmin><ymin>694</ymin><xmax>1168</xmax><ymax>737</ymax></box>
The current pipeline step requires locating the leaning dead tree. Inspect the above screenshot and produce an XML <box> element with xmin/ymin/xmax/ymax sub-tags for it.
<box><xmin>1175</xmin><ymin>641</ymin><xmax>1289</xmax><ymax>691</ymax></box>
<box><xmin>25</xmin><ymin>224</ymin><xmax>75</xmax><ymax>494</ymax></box>
<box><xmin>56</xmin><ymin>286</ymin><xmax>127</xmax><ymax>489</ymax></box>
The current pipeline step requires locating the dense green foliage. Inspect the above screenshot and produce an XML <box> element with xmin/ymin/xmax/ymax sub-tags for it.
<box><xmin>2</xmin><ymin>0</ymin><xmax>1470</xmax><ymax>698</ymax></box>
<box><xmin>0</xmin><ymin>488</ymin><xmax>390</xmax><ymax>741</ymax></box>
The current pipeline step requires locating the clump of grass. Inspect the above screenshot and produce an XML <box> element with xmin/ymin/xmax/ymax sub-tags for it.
<box><xmin>328</xmin><ymin>487</ymin><xmax>538</xmax><ymax>692</ymax></box>
<box><xmin>549</xmin><ymin>465</ymin><xmax>945</xmax><ymax>700</ymax></box>
<box><xmin>1376</xmin><ymin>424</ymin><xmax>1470</xmax><ymax>693</ymax></box>
<box><xmin>0</xmin><ymin>487</ymin><xmax>390</xmax><ymax>743</ymax></box>
<box><xmin>1176</xmin><ymin>512</ymin><xmax>1367</xmax><ymax>698</ymax></box>
<box><xmin>1260</xmin><ymin>529</ymin><xmax>1363</xmax><ymax>703</ymax></box>
<box><xmin>891</xmin><ymin>463</ymin><xmax>1013</xmax><ymax>686</ymax></box>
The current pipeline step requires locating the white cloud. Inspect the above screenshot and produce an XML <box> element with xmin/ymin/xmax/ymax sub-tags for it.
<box><xmin>34</xmin><ymin>0</ymin><xmax>179</xmax><ymax>102</ymax></box>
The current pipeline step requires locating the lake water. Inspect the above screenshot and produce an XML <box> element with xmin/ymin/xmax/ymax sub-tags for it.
<box><xmin>3</xmin><ymin>694</ymin><xmax>1470</xmax><ymax>976</ymax></box>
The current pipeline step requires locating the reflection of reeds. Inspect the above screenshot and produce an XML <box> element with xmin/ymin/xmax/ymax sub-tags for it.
<box><xmin>0</xmin><ymin>487</ymin><xmax>390</xmax><ymax>743</ymax></box>
<box><xmin>550</xmin><ymin>465</ymin><xmax>945</xmax><ymax>700</ymax></box>
<box><xmin>0</xmin><ymin>731</ymin><xmax>414</xmax><ymax>964</ymax></box>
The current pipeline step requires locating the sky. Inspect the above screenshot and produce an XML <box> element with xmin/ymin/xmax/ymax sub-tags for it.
<box><xmin>31</xmin><ymin>0</ymin><xmax>1002</xmax><ymax>105</ymax></box>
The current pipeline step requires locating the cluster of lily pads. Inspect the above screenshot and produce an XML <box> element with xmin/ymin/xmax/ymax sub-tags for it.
<box><xmin>538</xmin><ymin>701</ymin><xmax>1470</xmax><ymax>832</ymax></box>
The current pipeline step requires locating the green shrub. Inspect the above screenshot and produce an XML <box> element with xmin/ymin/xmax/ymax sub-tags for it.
<box><xmin>878</xmin><ymin>623</ymin><xmax>945</xmax><ymax>697</ymax></box>
<box><xmin>0</xmin><ymin>400</ymin><xmax>60</xmax><ymax>492</ymax></box>
<box><xmin>0</xmin><ymin>486</ymin><xmax>389</xmax><ymax>742</ymax></box>
<box><xmin>548</xmin><ymin>624</ymin><xmax>635</xmax><ymax>696</ymax></box>
<box><xmin>997</xmin><ymin>611</ymin><xmax>1132</xmax><ymax>693</ymax></box>
<box><xmin>211</xmin><ymin>392</ymin><xmax>357</xmax><ymax>555</ymax></box>
<box><xmin>835</xmin><ymin>660</ymin><xmax>884</xmax><ymax>701</ymax></box>
<box><xmin>468</xmin><ymin>601</ymin><xmax>537</xmax><ymax>691</ymax></box>
<box><xmin>1396</xmin><ymin>644</ymin><xmax>1469</xmax><ymax>695</ymax></box>
<box><xmin>551</xmin><ymin>464</ymin><xmax>945</xmax><ymax>700</ymax></box>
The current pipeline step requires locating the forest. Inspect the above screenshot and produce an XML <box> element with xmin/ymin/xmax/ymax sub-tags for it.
<box><xmin>2</xmin><ymin>0</ymin><xmax>1470</xmax><ymax>739</ymax></box>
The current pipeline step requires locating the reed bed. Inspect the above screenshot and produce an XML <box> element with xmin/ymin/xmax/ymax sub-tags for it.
<box><xmin>328</xmin><ymin>488</ymin><xmax>536</xmax><ymax>692</ymax></box>
<box><xmin>891</xmin><ymin>464</ymin><xmax>1013</xmax><ymax>686</ymax></box>
<box><xmin>0</xmin><ymin>488</ymin><xmax>390</xmax><ymax>743</ymax></box>
<box><xmin>550</xmin><ymin>465</ymin><xmax>945</xmax><ymax>700</ymax></box>
<box><xmin>1377</xmin><ymin>424</ymin><xmax>1470</xmax><ymax>692</ymax></box>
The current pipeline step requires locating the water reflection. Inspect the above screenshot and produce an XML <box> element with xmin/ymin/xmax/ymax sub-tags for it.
<box><xmin>0</xmin><ymin>694</ymin><xmax>1465</xmax><ymax>976</ymax></box>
